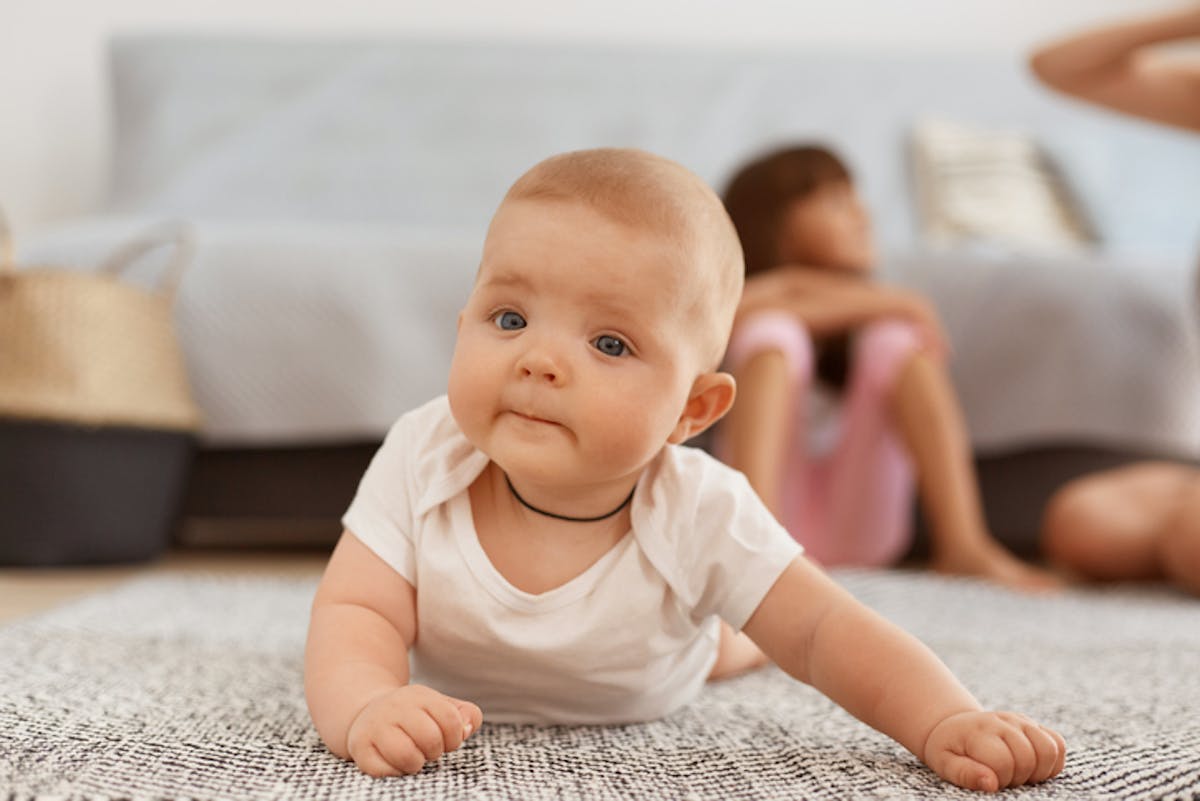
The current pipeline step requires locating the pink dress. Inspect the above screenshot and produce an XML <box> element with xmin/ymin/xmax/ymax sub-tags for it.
<box><xmin>717</xmin><ymin>310</ymin><xmax>932</xmax><ymax>567</ymax></box>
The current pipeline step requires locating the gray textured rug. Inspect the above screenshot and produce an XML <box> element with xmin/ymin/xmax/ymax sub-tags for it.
<box><xmin>2</xmin><ymin>570</ymin><xmax>1198</xmax><ymax>800</ymax></box>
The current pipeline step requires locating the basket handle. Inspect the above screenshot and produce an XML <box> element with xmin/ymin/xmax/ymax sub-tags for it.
<box><xmin>98</xmin><ymin>221</ymin><xmax>196</xmax><ymax>302</ymax></box>
<box><xmin>0</xmin><ymin>205</ymin><xmax>13</xmax><ymax>274</ymax></box>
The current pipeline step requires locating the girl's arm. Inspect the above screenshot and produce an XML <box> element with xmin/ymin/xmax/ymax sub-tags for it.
<box><xmin>737</xmin><ymin>267</ymin><xmax>949</xmax><ymax>356</ymax></box>
<box><xmin>742</xmin><ymin>557</ymin><xmax>1066</xmax><ymax>792</ymax></box>
<box><xmin>305</xmin><ymin>531</ymin><xmax>482</xmax><ymax>775</ymax></box>
<box><xmin>1029</xmin><ymin>6</ymin><xmax>1200</xmax><ymax>132</ymax></box>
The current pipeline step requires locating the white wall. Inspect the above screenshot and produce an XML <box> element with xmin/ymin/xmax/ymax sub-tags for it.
<box><xmin>0</xmin><ymin>0</ymin><xmax>1180</xmax><ymax>236</ymax></box>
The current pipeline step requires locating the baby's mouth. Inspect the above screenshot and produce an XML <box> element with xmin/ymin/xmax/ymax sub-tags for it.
<box><xmin>512</xmin><ymin>410</ymin><xmax>559</xmax><ymax>426</ymax></box>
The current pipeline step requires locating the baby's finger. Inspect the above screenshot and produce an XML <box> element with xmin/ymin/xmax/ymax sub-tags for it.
<box><xmin>346</xmin><ymin>723</ymin><xmax>401</xmax><ymax>777</ymax></box>
<box><xmin>399</xmin><ymin>710</ymin><xmax>451</xmax><ymax>762</ymax></box>
<box><xmin>997</xmin><ymin>723</ymin><xmax>1038</xmax><ymax>786</ymax></box>
<box><xmin>1044</xmin><ymin>726</ymin><xmax>1068</xmax><ymax>778</ymax></box>
<box><xmin>423</xmin><ymin>696</ymin><xmax>472</xmax><ymax>752</ymax></box>
<box><xmin>374</xmin><ymin>725</ymin><xmax>429</xmax><ymax>775</ymax></box>
<box><xmin>938</xmin><ymin>753</ymin><xmax>1000</xmax><ymax>793</ymax></box>
<box><xmin>351</xmin><ymin>741</ymin><xmax>404</xmax><ymax>778</ymax></box>
<box><xmin>1020</xmin><ymin>722</ymin><xmax>1063</xmax><ymax>784</ymax></box>
<box><xmin>454</xmin><ymin>699</ymin><xmax>484</xmax><ymax>737</ymax></box>
<box><xmin>964</xmin><ymin>734</ymin><xmax>1017</xmax><ymax>789</ymax></box>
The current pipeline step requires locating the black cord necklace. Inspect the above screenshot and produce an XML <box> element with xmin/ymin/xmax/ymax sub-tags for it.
<box><xmin>504</xmin><ymin>474</ymin><xmax>635</xmax><ymax>523</ymax></box>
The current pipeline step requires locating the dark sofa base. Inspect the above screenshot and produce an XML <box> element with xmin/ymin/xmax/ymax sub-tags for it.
<box><xmin>177</xmin><ymin>442</ymin><xmax>378</xmax><ymax>550</ymax></box>
<box><xmin>178</xmin><ymin>441</ymin><xmax>1199</xmax><ymax>558</ymax></box>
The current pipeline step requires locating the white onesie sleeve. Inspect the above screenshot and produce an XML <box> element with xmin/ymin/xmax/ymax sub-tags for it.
<box><xmin>689</xmin><ymin>472</ymin><xmax>803</xmax><ymax>630</ymax></box>
<box><xmin>341</xmin><ymin>410</ymin><xmax>422</xmax><ymax>584</ymax></box>
<box><xmin>635</xmin><ymin>445</ymin><xmax>803</xmax><ymax>632</ymax></box>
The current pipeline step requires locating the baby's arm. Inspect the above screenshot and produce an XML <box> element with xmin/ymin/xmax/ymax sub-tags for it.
<box><xmin>743</xmin><ymin>557</ymin><xmax>1066</xmax><ymax>792</ymax></box>
<box><xmin>304</xmin><ymin>530</ymin><xmax>482</xmax><ymax>776</ymax></box>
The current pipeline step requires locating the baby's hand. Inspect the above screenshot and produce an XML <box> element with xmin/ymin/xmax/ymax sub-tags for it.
<box><xmin>345</xmin><ymin>684</ymin><xmax>483</xmax><ymax>776</ymax></box>
<box><xmin>923</xmin><ymin>710</ymin><xmax>1066</xmax><ymax>792</ymax></box>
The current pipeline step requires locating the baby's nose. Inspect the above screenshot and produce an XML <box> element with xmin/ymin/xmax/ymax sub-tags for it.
<box><xmin>517</xmin><ymin>347</ymin><xmax>565</xmax><ymax>384</ymax></box>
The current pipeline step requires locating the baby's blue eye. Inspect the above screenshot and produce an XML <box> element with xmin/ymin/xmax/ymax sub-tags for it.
<box><xmin>593</xmin><ymin>335</ymin><xmax>627</xmax><ymax>357</ymax></box>
<box><xmin>495</xmin><ymin>311</ymin><xmax>526</xmax><ymax>331</ymax></box>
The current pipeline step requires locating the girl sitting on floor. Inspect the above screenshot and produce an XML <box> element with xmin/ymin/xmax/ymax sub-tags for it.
<box><xmin>717</xmin><ymin>144</ymin><xmax>1057</xmax><ymax>590</ymax></box>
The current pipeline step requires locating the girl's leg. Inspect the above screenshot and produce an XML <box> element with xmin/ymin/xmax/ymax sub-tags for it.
<box><xmin>888</xmin><ymin>341</ymin><xmax>1060</xmax><ymax>588</ymax></box>
<box><xmin>717</xmin><ymin>310</ymin><xmax>815</xmax><ymax>523</ymax></box>
<box><xmin>816</xmin><ymin>320</ymin><xmax>920</xmax><ymax>566</ymax></box>
<box><xmin>711</xmin><ymin>311</ymin><xmax>815</xmax><ymax>679</ymax></box>
<box><xmin>1041</xmin><ymin>461</ymin><xmax>1195</xmax><ymax>582</ymax></box>
<box><xmin>1160</xmin><ymin>472</ymin><xmax>1200</xmax><ymax>595</ymax></box>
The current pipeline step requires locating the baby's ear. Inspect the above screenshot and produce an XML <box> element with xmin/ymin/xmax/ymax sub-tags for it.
<box><xmin>668</xmin><ymin>372</ymin><xmax>736</xmax><ymax>444</ymax></box>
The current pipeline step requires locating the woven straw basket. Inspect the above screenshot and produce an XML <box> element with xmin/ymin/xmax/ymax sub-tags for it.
<box><xmin>0</xmin><ymin>209</ymin><xmax>200</xmax><ymax>565</ymax></box>
<box><xmin>0</xmin><ymin>213</ymin><xmax>201</xmax><ymax>432</ymax></box>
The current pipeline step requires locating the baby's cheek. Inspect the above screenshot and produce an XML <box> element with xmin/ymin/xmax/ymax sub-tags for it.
<box><xmin>446</xmin><ymin>366</ymin><xmax>469</xmax><ymax>420</ymax></box>
<box><xmin>447</xmin><ymin>355</ymin><xmax>489</xmax><ymax>437</ymax></box>
<box><xmin>585</xmin><ymin>401</ymin><xmax>669</xmax><ymax>469</ymax></box>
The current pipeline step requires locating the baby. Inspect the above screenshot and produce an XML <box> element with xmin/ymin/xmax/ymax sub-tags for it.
<box><xmin>304</xmin><ymin>148</ymin><xmax>1065</xmax><ymax>792</ymax></box>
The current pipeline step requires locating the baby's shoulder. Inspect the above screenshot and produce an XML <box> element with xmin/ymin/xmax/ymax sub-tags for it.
<box><xmin>633</xmin><ymin>445</ymin><xmax>789</xmax><ymax>612</ymax></box>
<box><xmin>653</xmin><ymin>444</ymin><xmax>753</xmax><ymax>499</ymax></box>
<box><xmin>386</xmin><ymin>395</ymin><xmax>458</xmax><ymax>447</ymax></box>
<box><xmin>371</xmin><ymin>395</ymin><xmax>479</xmax><ymax>494</ymax></box>
<box><xmin>378</xmin><ymin>395</ymin><xmax>471</xmax><ymax>466</ymax></box>
<box><xmin>639</xmin><ymin>445</ymin><xmax>761</xmax><ymax>537</ymax></box>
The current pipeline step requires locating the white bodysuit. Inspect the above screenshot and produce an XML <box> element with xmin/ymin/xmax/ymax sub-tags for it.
<box><xmin>343</xmin><ymin>395</ymin><xmax>802</xmax><ymax>724</ymax></box>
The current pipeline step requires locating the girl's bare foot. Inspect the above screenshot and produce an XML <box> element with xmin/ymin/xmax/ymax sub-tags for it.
<box><xmin>932</xmin><ymin>540</ymin><xmax>1064</xmax><ymax>593</ymax></box>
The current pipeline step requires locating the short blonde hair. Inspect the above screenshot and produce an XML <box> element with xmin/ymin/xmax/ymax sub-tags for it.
<box><xmin>504</xmin><ymin>148</ymin><xmax>744</xmax><ymax>369</ymax></box>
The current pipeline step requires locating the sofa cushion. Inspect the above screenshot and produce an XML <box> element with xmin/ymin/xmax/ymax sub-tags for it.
<box><xmin>107</xmin><ymin>35</ymin><xmax>1200</xmax><ymax>258</ymax></box>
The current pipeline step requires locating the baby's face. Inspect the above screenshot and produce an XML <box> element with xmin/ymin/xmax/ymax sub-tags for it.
<box><xmin>777</xmin><ymin>180</ymin><xmax>875</xmax><ymax>274</ymax></box>
<box><xmin>448</xmin><ymin>197</ymin><xmax>707</xmax><ymax>491</ymax></box>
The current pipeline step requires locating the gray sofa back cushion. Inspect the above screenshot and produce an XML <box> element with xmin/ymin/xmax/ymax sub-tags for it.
<box><xmin>108</xmin><ymin>35</ymin><xmax>1200</xmax><ymax>257</ymax></box>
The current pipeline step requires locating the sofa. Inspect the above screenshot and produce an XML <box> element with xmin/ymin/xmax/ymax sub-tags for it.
<box><xmin>20</xmin><ymin>34</ymin><xmax>1200</xmax><ymax>555</ymax></box>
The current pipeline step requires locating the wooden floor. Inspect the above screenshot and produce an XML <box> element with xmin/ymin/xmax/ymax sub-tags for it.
<box><xmin>0</xmin><ymin>549</ymin><xmax>329</xmax><ymax>624</ymax></box>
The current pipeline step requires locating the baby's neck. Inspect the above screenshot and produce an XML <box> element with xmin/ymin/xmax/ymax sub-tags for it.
<box><xmin>505</xmin><ymin>473</ymin><xmax>634</xmax><ymax>523</ymax></box>
<box><xmin>468</xmin><ymin>462</ymin><xmax>635</xmax><ymax>595</ymax></box>
<box><xmin>489</xmin><ymin>462</ymin><xmax>639</xmax><ymax>524</ymax></box>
